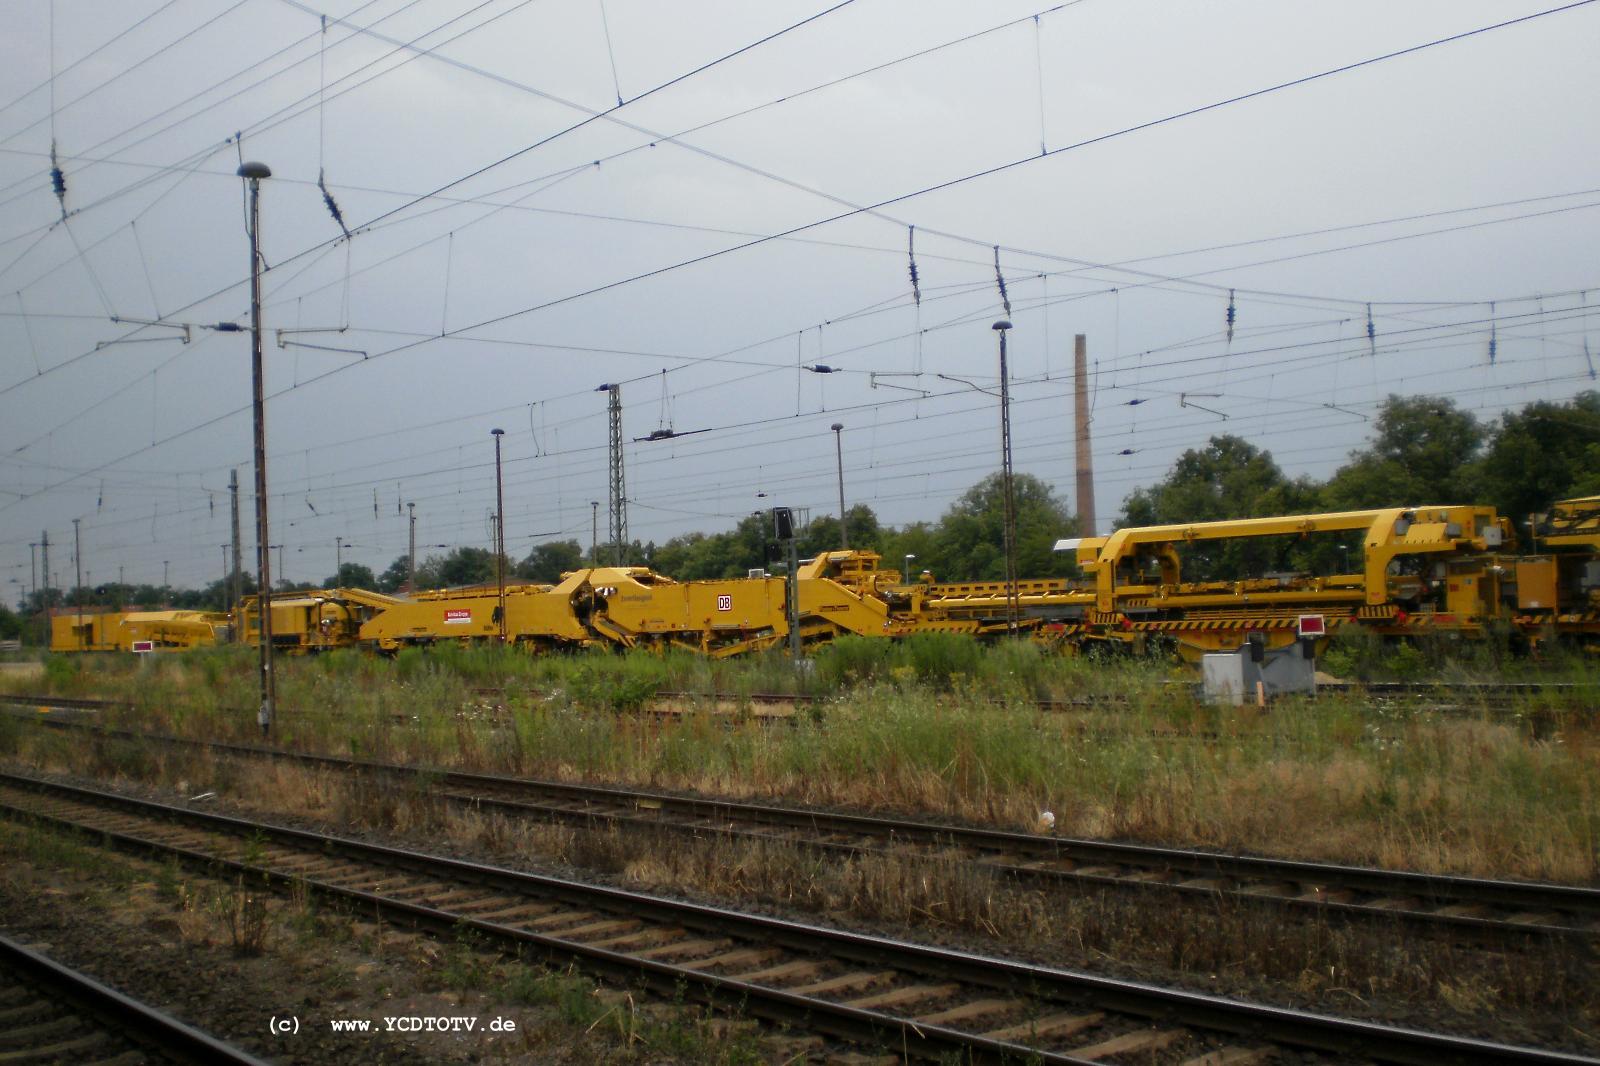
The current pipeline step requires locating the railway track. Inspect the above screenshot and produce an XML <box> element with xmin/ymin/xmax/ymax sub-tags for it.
<box><xmin>0</xmin><ymin>770</ymin><xmax>1591</xmax><ymax>1066</ymax></box>
<box><xmin>561</xmin><ymin>681</ymin><xmax>1598</xmax><ymax>717</ymax></box>
<box><xmin>7</xmin><ymin>703</ymin><xmax>1600</xmax><ymax>942</ymax></box>
<box><xmin>0</xmin><ymin>930</ymin><xmax>268</xmax><ymax>1066</ymax></box>
<box><xmin>6</xmin><ymin>675</ymin><xmax>1587</xmax><ymax>728</ymax></box>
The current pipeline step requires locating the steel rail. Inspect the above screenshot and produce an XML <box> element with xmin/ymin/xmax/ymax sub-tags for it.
<box><xmin>0</xmin><ymin>931</ymin><xmax>271</xmax><ymax>1066</ymax></box>
<box><xmin>7</xmin><ymin>704</ymin><xmax>1599</xmax><ymax>939</ymax></box>
<box><xmin>0</xmin><ymin>771</ymin><xmax>1593</xmax><ymax>1066</ymax></box>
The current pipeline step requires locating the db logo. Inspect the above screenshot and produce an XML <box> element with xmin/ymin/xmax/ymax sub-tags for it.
<box><xmin>715</xmin><ymin>594</ymin><xmax>732</xmax><ymax>612</ymax></box>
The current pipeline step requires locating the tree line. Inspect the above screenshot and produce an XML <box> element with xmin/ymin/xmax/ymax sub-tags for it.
<box><xmin>1116</xmin><ymin>391</ymin><xmax>1599</xmax><ymax>580</ymax></box>
<box><xmin>8</xmin><ymin>391</ymin><xmax>1592</xmax><ymax>635</ymax></box>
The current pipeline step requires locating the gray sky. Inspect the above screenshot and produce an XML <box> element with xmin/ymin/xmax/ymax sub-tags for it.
<box><xmin>2</xmin><ymin>0</ymin><xmax>1597</xmax><ymax>595</ymax></box>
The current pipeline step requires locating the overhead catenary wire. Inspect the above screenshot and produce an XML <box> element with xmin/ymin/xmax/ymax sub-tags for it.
<box><xmin>30</xmin><ymin>357</ymin><xmax>1591</xmax><ymax>574</ymax></box>
<box><xmin>6</xmin><ymin>4</ymin><xmax>1593</xmax><ymax>573</ymax></box>
<box><xmin>0</xmin><ymin>0</ymin><xmax>878</xmax><ymax>404</ymax></box>
<box><xmin>8</xmin><ymin>264</ymin><xmax>1594</xmax><ymax>521</ymax></box>
<box><xmin>3</xmin><ymin>0</ymin><xmax>256</xmax><ymax>152</ymax></box>
<box><xmin>596</xmin><ymin>0</ymin><xmax>624</xmax><ymax>107</ymax></box>
<box><xmin>0</xmin><ymin>0</ymin><xmax>183</xmax><ymax>122</ymax></box>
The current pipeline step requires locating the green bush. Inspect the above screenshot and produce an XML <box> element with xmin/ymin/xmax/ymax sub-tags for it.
<box><xmin>1320</xmin><ymin>625</ymin><xmax>1384</xmax><ymax>681</ymax></box>
<box><xmin>814</xmin><ymin>635</ymin><xmax>893</xmax><ymax>687</ymax></box>
<box><xmin>42</xmin><ymin>654</ymin><xmax>80</xmax><ymax>693</ymax></box>
<box><xmin>394</xmin><ymin>646</ymin><xmax>428</xmax><ymax>680</ymax></box>
<box><xmin>900</xmin><ymin>632</ymin><xmax>983</xmax><ymax>688</ymax></box>
<box><xmin>1383</xmin><ymin>641</ymin><xmax>1428</xmax><ymax>680</ymax></box>
<box><xmin>564</xmin><ymin>652</ymin><xmax>665</xmax><ymax>712</ymax></box>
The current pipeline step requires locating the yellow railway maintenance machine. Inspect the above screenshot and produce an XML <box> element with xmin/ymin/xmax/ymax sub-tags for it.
<box><xmin>1056</xmin><ymin>505</ymin><xmax>1514</xmax><ymax>659</ymax></box>
<box><xmin>50</xmin><ymin>608</ymin><xmax>228</xmax><ymax>653</ymax></box>
<box><xmin>235</xmin><ymin>588</ymin><xmax>400</xmax><ymax>652</ymax></box>
<box><xmin>1516</xmin><ymin>496</ymin><xmax>1600</xmax><ymax>650</ymax></box>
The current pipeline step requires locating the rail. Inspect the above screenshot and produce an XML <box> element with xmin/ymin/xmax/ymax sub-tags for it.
<box><xmin>0</xmin><ymin>771</ymin><xmax>1591</xmax><ymax>1065</ymax></box>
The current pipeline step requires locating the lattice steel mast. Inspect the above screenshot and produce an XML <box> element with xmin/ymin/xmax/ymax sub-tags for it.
<box><xmin>597</xmin><ymin>383</ymin><xmax>627</xmax><ymax>565</ymax></box>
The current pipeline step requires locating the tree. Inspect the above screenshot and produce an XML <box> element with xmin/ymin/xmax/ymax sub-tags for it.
<box><xmin>518</xmin><ymin>539</ymin><xmax>584</xmax><ymax>583</ymax></box>
<box><xmin>798</xmin><ymin>504</ymin><xmax>882</xmax><ymax>560</ymax></box>
<box><xmin>877</xmin><ymin>521</ymin><xmax>939</xmax><ymax>580</ymax></box>
<box><xmin>930</xmin><ymin>473</ymin><xmax>1077</xmax><ymax>581</ymax></box>
<box><xmin>1320</xmin><ymin>395</ymin><xmax>1484</xmax><ymax>510</ymax></box>
<box><xmin>648</xmin><ymin>532</ymin><xmax>712</xmax><ymax>580</ymax></box>
<box><xmin>0</xmin><ymin>603</ymin><xmax>20</xmax><ymax>640</ymax></box>
<box><xmin>378</xmin><ymin>555</ymin><xmax>411</xmax><ymax>593</ymax></box>
<box><xmin>1120</xmin><ymin>435</ymin><xmax>1314</xmax><ymax>528</ymax></box>
<box><xmin>324</xmin><ymin>562</ymin><xmax>377</xmax><ymax>589</ymax></box>
<box><xmin>1474</xmin><ymin>391</ymin><xmax>1600</xmax><ymax>521</ymax></box>
<box><xmin>440</xmin><ymin>547</ymin><xmax>499</xmax><ymax>587</ymax></box>
<box><xmin>410</xmin><ymin>547</ymin><xmax>500</xmax><ymax>590</ymax></box>
<box><xmin>1117</xmin><ymin>436</ymin><xmax>1319</xmax><ymax>580</ymax></box>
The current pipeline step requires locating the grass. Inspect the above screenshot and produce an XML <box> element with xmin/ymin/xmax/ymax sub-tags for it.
<box><xmin>3</xmin><ymin>640</ymin><xmax>1597</xmax><ymax>882</ymax></box>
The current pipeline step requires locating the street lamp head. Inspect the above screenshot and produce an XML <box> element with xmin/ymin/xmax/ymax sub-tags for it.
<box><xmin>236</xmin><ymin>161</ymin><xmax>272</xmax><ymax>180</ymax></box>
<box><xmin>491</xmin><ymin>427</ymin><xmax>505</xmax><ymax>437</ymax></box>
<box><xmin>830</xmin><ymin>422</ymin><xmax>843</xmax><ymax>433</ymax></box>
<box><xmin>991</xmin><ymin>320</ymin><xmax>1012</xmax><ymax>331</ymax></box>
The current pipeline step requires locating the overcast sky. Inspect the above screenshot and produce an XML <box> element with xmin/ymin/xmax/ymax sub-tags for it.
<box><xmin>1</xmin><ymin>0</ymin><xmax>1597</xmax><ymax>596</ymax></box>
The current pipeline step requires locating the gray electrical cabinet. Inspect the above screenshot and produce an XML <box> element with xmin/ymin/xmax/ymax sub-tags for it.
<box><xmin>1202</xmin><ymin>635</ymin><xmax>1317</xmax><ymax>704</ymax></box>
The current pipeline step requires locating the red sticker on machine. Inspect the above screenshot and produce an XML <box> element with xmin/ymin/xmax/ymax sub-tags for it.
<box><xmin>444</xmin><ymin>609</ymin><xmax>472</xmax><ymax>624</ymax></box>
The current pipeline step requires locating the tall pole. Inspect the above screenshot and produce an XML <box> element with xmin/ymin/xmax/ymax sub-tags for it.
<box><xmin>335</xmin><ymin>536</ymin><xmax>343</xmax><ymax>582</ymax></box>
<box><xmin>73</xmin><ymin>518</ymin><xmax>83</xmax><ymax>648</ymax></box>
<box><xmin>220</xmin><ymin>546</ymin><xmax>228</xmax><ymax>605</ymax></box>
<box><xmin>830</xmin><ymin>422</ymin><xmax>847</xmax><ymax>551</ymax></box>
<box><xmin>775</xmin><ymin>508</ymin><xmax>800</xmax><ymax>662</ymax></box>
<box><xmin>492</xmin><ymin>428</ymin><xmax>507</xmax><ymax>643</ymax></box>
<box><xmin>163</xmin><ymin>559</ymin><xmax>169</xmax><ymax>591</ymax></box>
<box><xmin>28</xmin><ymin>543</ymin><xmax>37</xmax><ymax>607</ymax></box>
<box><xmin>1072</xmin><ymin>333</ymin><xmax>1097</xmax><ymax>536</ymax></box>
<box><xmin>40</xmin><ymin>532</ymin><xmax>49</xmax><ymax>634</ymax></box>
<box><xmin>229</xmin><ymin>467</ymin><xmax>243</xmax><ymax>623</ymax></box>
<box><xmin>993</xmin><ymin>320</ymin><xmax>1020</xmax><ymax>634</ymax></box>
<box><xmin>407</xmin><ymin>502</ymin><xmax>416</xmax><ymax>593</ymax></box>
<box><xmin>598</xmin><ymin>384</ymin><xmax>627</xmax><ymax>565</ymax></box>
<box><xmin>239</xmin><ymin>160</ymin><xmax>275</xmax><ymax>736</ymax></box>
<box><xmin>590</xmin><ymin>501</ymin><xmax>598</xmax><ymax>566</ymax></box>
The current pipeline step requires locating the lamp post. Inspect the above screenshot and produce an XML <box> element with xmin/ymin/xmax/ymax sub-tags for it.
<box><xmin>830</xmin><ymin>422</ymin><xmax>847</xmax><ymax>551</ymax></box>
<box><xmin>904</xmin><ymin>553</ymin><xmax>916</xmax><ymax>582</ymax></box>
<box><xmin>407</xmin><ymin>502</ymin><xmax>416</xmax><ymax>593</ymax></box>
<box><xmin>590</xmin><ymin>501</ymin><xmax>599</xmax><ymax>566</ymax></box>
<box><xmin>335</xmin><ymin>536</ymin><xmax>343</xmax><ymax>583</ymax></box>
<box><xmin>239</xmin><ymin>159</ymin><xmax>275</xmax><ymax>735</ymax></box>
<box><xmin>73</xmin><ymin>518</ymin><xmax>82</xmax><ymax>648</ymax></box>
<box><xmin>492</xmin><ymin>428</ymin><xmax>507</xmax><ymax>644</ymax></box>
<box><xmin>993</xmin><ymin>320</ymin><xmax>1020</xmax><ymax>634</ymax></box>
